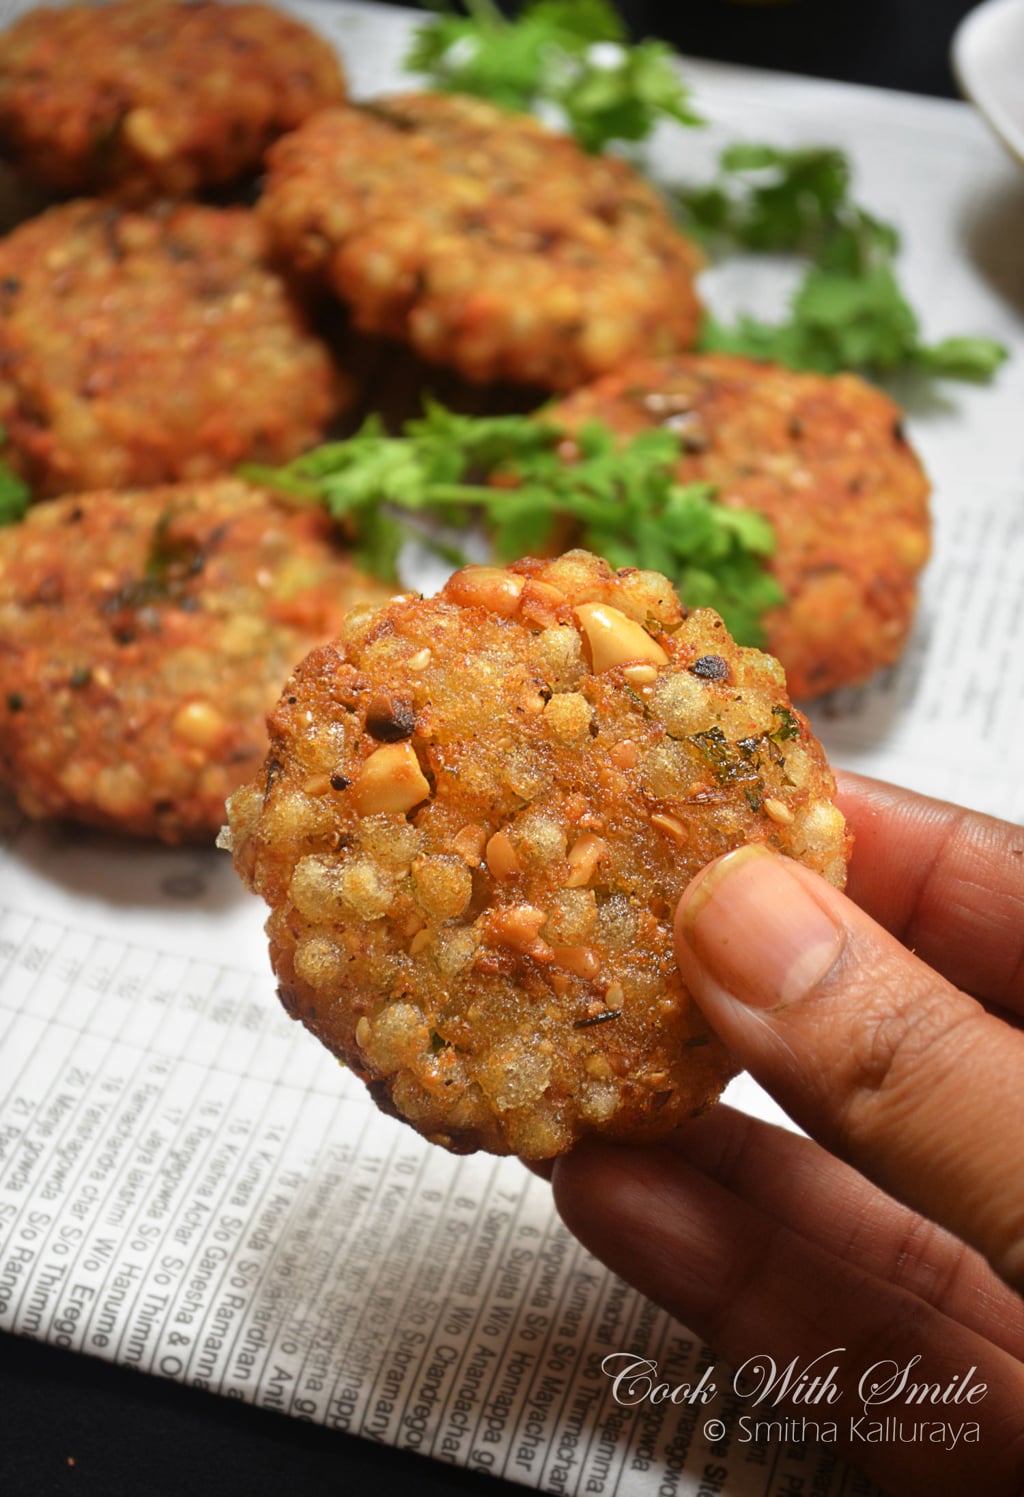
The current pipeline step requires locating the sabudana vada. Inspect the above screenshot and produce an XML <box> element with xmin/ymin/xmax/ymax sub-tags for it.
<box><xmin>0</xmin><ymin>0</ymin><xmax>345</xmax><ymax>200</ymax></box>
<box><xmin>227</xmin><ymin>551</ymin><xmax>849</xmax><ymax>1157</ymax></box>
<box><xmin>259</xmin><ymin>93</ymin><xmax>704</xmax><ymax>391</ymax></box>
<box><xmin>0</xmin><ymin>479</ymin><xmax>393</xmax><ymax>843</ymax></box>
<box><xmin>0</xmin><ymin>200</ymin><xmax>350</xmax><ymax>498</ymax></box>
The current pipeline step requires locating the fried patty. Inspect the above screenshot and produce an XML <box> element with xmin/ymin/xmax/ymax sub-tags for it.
<box><xmin>259</xmin><ymin>93</ymin><xmax>704</xmax><ymax>391</ymax></box>
<box><xmin>548</xmin><ymin>354</ymin><xmax>932</xmax><ymax>698</ymax></box>
<box><xmin>0</xmin><ymin>200</ymin><xmax>350</xmax><ymax>498</ymax></box>
<box><xmin>228</xmin><ymin>551</ymin><xmax>849</xmax><ymax>1158</ymax></box>
<box><xmin>0</xmin><ymin>0</ymin><xmax>345</xmax><ymax>200</ymax></box>
<box><xmin>0</xmin><ymin>479</ymin><xmax>394</xmax><ymax>843</ymax></box>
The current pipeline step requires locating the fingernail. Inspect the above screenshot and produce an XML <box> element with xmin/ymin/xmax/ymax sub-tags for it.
<box><xmin>678</xmin><ymin>845</ymin><xmax>846</xmax><ymax>1010</ymax></box>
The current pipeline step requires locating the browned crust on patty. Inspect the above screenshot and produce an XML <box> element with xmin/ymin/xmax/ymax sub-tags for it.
<box><xmin>0</xmin><ymin>479</ymin><xmax>394</xmax><ymax>842</ymax></box>
<box><xmin>0</xmin><ymin>199</ymin><xmax>350</xmax><ymax>497</ymax></box>
<box><xmin>259</xmin><ymin>93</ymin><xmax>704</xmax><ymax>391</ymax></box>
<box><xmin>0</xmin><ymin>0</ymin><xmax>345</xmax><ymax>199</ymax></box>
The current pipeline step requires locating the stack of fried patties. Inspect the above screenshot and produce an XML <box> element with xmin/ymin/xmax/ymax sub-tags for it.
<box><xmin>0</xmin><ymin>0</ymin><xmax>929</xmax><ymax>848</ymax></box>
<box><xmin>248</xmin><ymin>67</ymin><xmax>930</xmax><ymax>705</ymax></box>
<box><xmin>0</xmin><ymin>0</ymin><xmax>383</xmax><ymax>845</ymax></box>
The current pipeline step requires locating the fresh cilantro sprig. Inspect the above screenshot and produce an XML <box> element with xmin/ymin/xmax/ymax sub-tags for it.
<box><xmin>681</xmin><ymin>144</ymin><xmax>1007</xmax><ymax>381</ymax></box>
<box><xmin>679</xmin><ymin>144</ymin><xmax>893</xmax><ymax>262</ymax></box>
<box><xmin>0</xmin><ymin>425</ymin><xmax>29</xmax><ymax>527</ymax></box>
<box><xmin>404</xmin><ymin>0</ymin><xmax>701</xmax><ymax>153</ymax></box>
<box><xmin>406</xmin><ymin>4</ymin><xmax>1003</xmax><ymax>382</ymax></box>
<box><xmin>244</xmin><ymin>403</ymin><xmax>783</xmax><ymax>646</ymax></box>
<box><xmin>0</xmin><ymin>467</ymin><xmax>29</xmax><ymax>527</ymax></box>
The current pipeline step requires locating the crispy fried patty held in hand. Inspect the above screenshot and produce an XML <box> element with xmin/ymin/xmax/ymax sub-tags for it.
<box><xmin>549</xmin><ymin>354</ymin><xmax>932</xmax><ymax>698</ymax></box>
<box><xmin>0</xmin><ymin>200</ymin><xmax>350</xmax><ymax>498</ymax></box>
<box><xmin>228</xmin><ymin>552</ymin><xmax>849</xmax><ymax>1158</ymax></box>
<box><xmin>259</xmin><ymin>94</ymin><xmax>704</xmax><ymax>391</ymax></box>
<box><xmin>0</xmin><ymin>480</ymin><xmax>394</xmax><ymax>844</ymax></box>
<box><xmin>0</xmin><ymin>0</ymin><xmax>345</xmax><ymax>199</ymax></box>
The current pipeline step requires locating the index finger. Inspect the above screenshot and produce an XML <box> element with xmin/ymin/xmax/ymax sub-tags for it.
<box><xmin>835</xmin><ymin>770</ymin><xmax>1024</xmax><ymax>1010</ymax></box>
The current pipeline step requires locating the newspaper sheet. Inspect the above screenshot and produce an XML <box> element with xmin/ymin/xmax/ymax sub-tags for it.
<box><xmin>2</xmin><ymin>2</ymin><xmax>1023</xmax><ymax>1494</ymax></box>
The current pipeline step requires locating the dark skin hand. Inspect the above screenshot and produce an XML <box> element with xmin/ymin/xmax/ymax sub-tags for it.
<box><xmin>539</xmin><ymin>771</ymin><xmax>1024</xmax><ymax>1496</ymax></box>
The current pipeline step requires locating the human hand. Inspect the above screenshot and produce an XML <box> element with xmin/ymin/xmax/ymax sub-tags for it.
<box><xmin>549</xmin><ymin>771</ymin><xmax>1024</xmax><ymax>1495</ymax></box>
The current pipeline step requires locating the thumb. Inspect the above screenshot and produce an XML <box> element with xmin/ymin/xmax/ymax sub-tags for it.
<box><xmin>674</xmin><ymin>844</ymin><xmax>1024</xmax><ymax>1293</ymax></box>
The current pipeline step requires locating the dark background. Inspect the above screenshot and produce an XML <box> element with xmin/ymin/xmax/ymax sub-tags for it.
<box><xmin>390</xmin><ymin>0</ymin><xmax>979</xmax><ymax>98</ymax></box>
<box><xmin>615</xmin><ymin>0</ymin><xmax>975</xmax><ymax>97</ymax></box>
<box><xmin>0</xmin><ymin>0</ymin><xmax>986</xmax><ymax>1493</ymax></box>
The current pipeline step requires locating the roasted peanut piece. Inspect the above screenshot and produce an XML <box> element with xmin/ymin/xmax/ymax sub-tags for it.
<box><xmin>763</xmin><ymin>797</ymin><xmax>795</xmax><ymax>825</ymax></box>
<box><xmin>302</xmin><ymin>773</ymin><xmax>332</xmax><ymax>796</ymax></box>
<box><xmin>517</xmin><ymin>685</ymin><xmax>547</xmax><ymax>717</ymax></box>
<box><xmin>551</xmin><ymin>945</ymin><xmax>601</xmax><ymax>979</ymax></box>
<box><xmin>352</xmin><ymin>742</ymin><xmax>430</xmax><ymax>815</ymax></box>
<box><xmin>650</xmin><ymin>811</ymin><xmax>688</xmax><ymax>845</ymax></box>
<box><xmin>488</xmin><ymin>905</ymin><xmax>547</xmax><ymax>951</ymax></box>
<box><xmin>485</xmin><ymin>829</ymin><xmax>522</xmax><ymax>880</ymax></box>
<box><xmin>608</xmin><ymin>740</ymin><xmax>638</xmax><ymax>770</ymax></box>
<box><xmin>525</xmin><ymin>581</ymin><xmax>566</xmax><ymax>607</ymax></box>
<box><xmin>573</xmin><ymin>603</ymin><xmax>669</xmax><ymax>672</ymax></box>
<box><xmin>451</xmin><ymin>823</ymin><xmax>487</xmax><ymax>866</ymax></box>
<box><xmin>566</xmin><ymin>832</ymin><xmax>608</xmax><ymax>887</ymax></box>
<box><xmin>447</xmin><ymin>566</ymin><xmax>525</xmax><ymax>617</ymax></box>
<box><xmin>622</xmin><ymin>663</ymin><xmax>658</xmax><ymax>687</ymax></box>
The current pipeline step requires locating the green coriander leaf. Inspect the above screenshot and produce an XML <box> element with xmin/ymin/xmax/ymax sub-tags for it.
<box><xmin>684</xmin><ymin>141</ymin><xmax>1008</xmax><ymax>383</ymax></box>
<box><xmin>238</xmin><ymin>462</ymin><xmax>329</xmax><ymax>501</ymax></box>
<box><xmin>718</xmin><ymin>143</ymin><xmax>789</xmax><ymax>172</ymax></box>
<box><xmin>713</xmin><ymin>504</ymin><xmax>777</xmax><ymax>556</ymax></box>
<box><xmin>250</xmin><ymin>403</ymin><xmax>785</xmax><ymax>646</ymax></box>
<box><xmin>489</xmin><ymin>499</ymin><xmax>556</xmax><ymax>560</ymax></box>
<box><xmin>353</xmin><ymin>504</ymin><xmax>411</xmax><ymax>582</ymax></box>
<box><xmin>556</xmin><ymin>39</ymin><xmax>702</xmax><ymax>152</ymax></box>
<box><xmin>530</xmin><ymin>0</ymin><xmax>628</xmax><ymax>44</ymax></box>
<box><xmin>699</xmin><ymin>312</ymin><xmax>802</xmax><ymax>366</ymax></box>
<box><xmin>0</xmin><ymin>426</ymin><xmax>29</xmax><ymax>527</ymax></box>
<box><xmin>406</xmin><ymin>10</ymin><xmax>554</xmax><ymax>114</ymax></box>
<box><xmin>404</xmin><ymin>0</ymin><xmax>700</xmax><ymax>153</ymax></box>
<box><xmin>680</xmin><ymin>145</ymin><xmax>859</xmax><ymax>258</ymax></box>
<box><xmin>911</xmin><ymin>336</ymin><xmax>1010</xmax><ymax>382</ymax></box>
<box><xmin>770</xmin><ymin>704</ymin><xmax>801</xmax><ymax>741</ymax></box>
<box><xmin>0</xmin><ymin>466</ymin><xmax>29</xmax><ymax>527</ymax></box>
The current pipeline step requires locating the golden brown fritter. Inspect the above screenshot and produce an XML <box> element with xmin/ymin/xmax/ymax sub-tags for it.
<box><xmin>228</xmin><ymin>551</ymin><xmax>849</xmax><ymax>1158</ymax></box>
<box><xmin>0</xmin><ymin>479</ymin><xmax>394</xmax><ymax>844</ymax></box>
<box><xmin>259</xmin><ymin>93</ymin><xmax>704</xmax><ymax>391</ymax></box>
<box><xmin>548</xmin><ymin>354</ymin><xmax>931</xmax><ymax>698</ymax></box>
<box><xmin>0</xmin><ymin>200</ymin><xmax>350</xmax><ymax>498</ymax></box>
<box><xmin>0</xmin><ymin>0</ymin><xmax>345</xmax><ymax>200</ymax></box>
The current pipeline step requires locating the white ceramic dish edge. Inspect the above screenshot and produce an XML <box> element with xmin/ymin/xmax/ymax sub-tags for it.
<box><xmin>953</xmin><ymin>0</ymin><xmax>1024</xmax><ymax>166</ymax></box>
